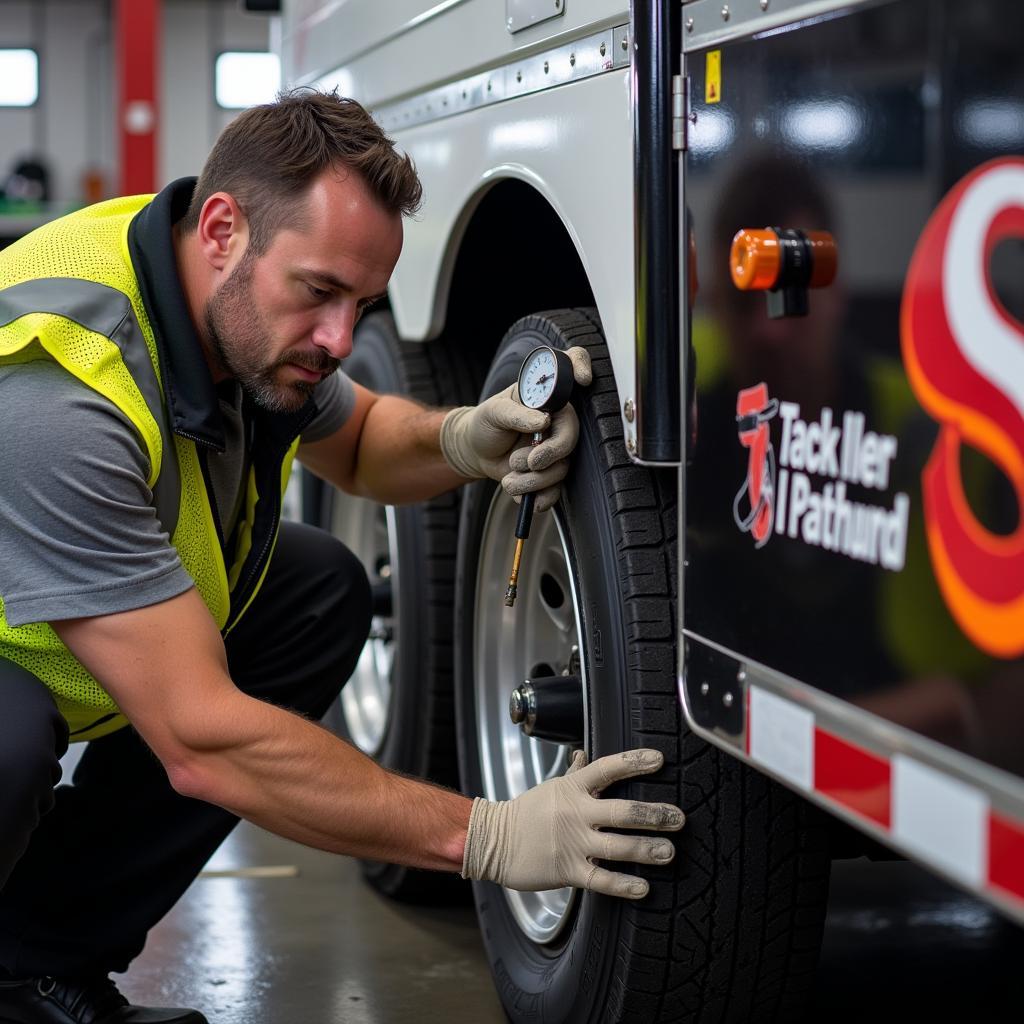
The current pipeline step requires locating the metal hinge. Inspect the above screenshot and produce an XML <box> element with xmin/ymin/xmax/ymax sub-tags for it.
<box><xmin>672</xmin><ymin>73</ymin><xmax>690</xmax><ymax>150</ymax></box>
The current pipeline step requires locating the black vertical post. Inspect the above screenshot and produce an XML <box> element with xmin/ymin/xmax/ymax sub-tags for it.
<box><xmin>632</xmin><ymin>0</ymin><xmax>681</xmax><ymax>464</ymax></box>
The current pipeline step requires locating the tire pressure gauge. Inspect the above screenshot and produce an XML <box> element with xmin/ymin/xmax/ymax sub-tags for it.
<box><xmin>505</xmin><ymin>346</ymin><xmax>575</xmax><ymax>608</ymax></box>
<box><xmin>518</xmin><ymin>346</ymin><xmax>574</xmax><ymax>412</ymax></box>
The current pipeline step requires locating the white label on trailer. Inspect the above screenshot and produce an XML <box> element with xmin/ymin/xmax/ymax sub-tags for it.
<box><xmin>749</xmin><ymin>686</ymin><xmax>814</xmax><ymax>792</ymax></box>
<box><xmin>892</xmin><ymin>755</ymin><xmax>988</xmax><ymax>887</ymax></box>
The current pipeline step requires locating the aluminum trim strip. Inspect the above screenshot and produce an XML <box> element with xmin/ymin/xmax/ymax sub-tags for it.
<box><xmin>679</xmin><ymin>636</ymin><xmax>1024</xmax><ymax>925</ymax></box>
<box><xmin>680</xmin><ymin>629</ymin><xmax>1024</xmax><ymax>818</ymax></box>
<box><xmin>373</xmin><ymin>24</ymin><xmax>630</xmax><ymax>133</ymax></box>
<box><xmin>681</xmin><ymin>0</ymin><xmax>883</xmax><ymax>52</ymax></box>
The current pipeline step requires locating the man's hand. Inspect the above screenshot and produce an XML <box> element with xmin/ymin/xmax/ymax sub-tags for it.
<box><xmin>461</xmin><ymin>748</ymin><xmax>684</xmax><ymax>899</ymax></box>
<box><xmin>440</xmin><ymin>346</ymin><xmax>592</xmax><ymax>512</ymax></box>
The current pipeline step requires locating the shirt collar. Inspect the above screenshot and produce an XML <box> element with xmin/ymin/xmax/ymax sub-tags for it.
<box><xmin>128</xmin><ymin>176</ymin><xmax>227</xmax><ymax>451</ymax></box>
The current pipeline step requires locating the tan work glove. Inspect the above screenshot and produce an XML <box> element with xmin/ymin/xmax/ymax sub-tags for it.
<box><xmin>440</xmin><ymin>346</ymin><xmax>592</xmax><ymax>513</ymax></box>
<box><xmin>461</xmin><ymin>748</ymin><xmax>684</xmax><ymax>899</ymax></box>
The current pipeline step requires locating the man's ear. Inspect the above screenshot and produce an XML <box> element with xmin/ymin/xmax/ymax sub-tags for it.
<box><xmin>195</xmin><ymin>192</ymin><xmax>249</xmax><ymax>272</ymax></box>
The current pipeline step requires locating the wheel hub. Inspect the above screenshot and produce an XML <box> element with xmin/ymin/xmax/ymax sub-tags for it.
<box><xmin>508</xmin><ymin>673</ymin><xmax>584</xmax><ymax>744</ymax></box>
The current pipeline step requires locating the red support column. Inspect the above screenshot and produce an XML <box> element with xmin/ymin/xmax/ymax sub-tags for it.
<box><xmin>116</xmin><ymin>0</ymin><xmax>160</xmax><ymax>196</ymax></box>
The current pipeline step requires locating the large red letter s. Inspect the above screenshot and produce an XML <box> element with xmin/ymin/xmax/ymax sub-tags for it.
<box><xmin>901</xmin><ymin>158</ymin><xmax>1024</xmax><ymax>657</ymax></box>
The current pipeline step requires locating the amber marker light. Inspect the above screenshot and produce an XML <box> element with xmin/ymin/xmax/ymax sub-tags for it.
<box><xmin>729</xmin><ymin>226</ymin><xmax>839</xmax><ymax>318</ymax></box>
<box><xmin>730</xmin><ymin>228</ymin><xmax>781</xmax><ymax>291</ymax></box>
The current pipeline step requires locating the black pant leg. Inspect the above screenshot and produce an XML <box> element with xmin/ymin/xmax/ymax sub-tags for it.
<box><xmin>223</xmin><ymin>521</ymin><xmax>372</xmax><ymax>713</ymax></box>
<box><xmin>0</xmin><ymin>522</ymin><xmax>370</xmax><ymax>977</ymax></box>
<box><xmin>0</xmin><ymin>661</ymin><xmax>68</xmax><ymax>895</ymax></box>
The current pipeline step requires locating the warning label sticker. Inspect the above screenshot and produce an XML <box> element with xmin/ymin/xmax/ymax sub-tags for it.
<box><xmin>705</xmin><ymin>50</ymin><xmax>721</xmax><ymax>104</ymax></box>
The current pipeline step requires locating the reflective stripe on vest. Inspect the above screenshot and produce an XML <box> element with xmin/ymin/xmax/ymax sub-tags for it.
<box><xmin>0</xmin><ymin>277</ymin><xmax>181</xmax><ymax>537</ymax></box>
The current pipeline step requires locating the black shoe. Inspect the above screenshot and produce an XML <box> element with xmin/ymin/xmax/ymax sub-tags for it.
<box><xmin>0</xmin><ymin>974</ymin><xmax>208</xmax><ymax>1024</ymax></box>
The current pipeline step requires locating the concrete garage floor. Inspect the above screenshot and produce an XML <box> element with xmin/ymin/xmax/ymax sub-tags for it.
<box><xmin>120</xmin><ymin>823</ymin><xmax>503</xmax><ymax>1024</ymax></box>
<box><xmin>118</xmin><ymin>822</ymin><xmax>1024</xmax><ymax>1024</ymax></box>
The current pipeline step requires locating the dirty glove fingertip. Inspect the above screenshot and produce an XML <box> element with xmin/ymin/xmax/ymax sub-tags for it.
<box><xmin>533</xmin><ymin>486</ymin><xmax>562</xmax><ymax>513</ymax></box>
<box><xmin>567</xmin><ymin>346</ymin><xmax>593</xmax><ymax>386</ymax></box>
<box><xmin>508</xmin><ymin>448</ymin><xmax>531</xmax><ymax>473</ymax></box>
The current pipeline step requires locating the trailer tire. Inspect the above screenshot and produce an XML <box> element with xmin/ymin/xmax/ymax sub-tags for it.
<box><xmin>455</xmin><ymin>308</ymin><xmax>831</xmax><ymax>1022</ymax></box>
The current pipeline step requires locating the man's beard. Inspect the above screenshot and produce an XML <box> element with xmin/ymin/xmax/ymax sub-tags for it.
<box><xmin>203</xmin><ymin>253</ymin><xmax>339</xmax><ymax>413</ymax></box>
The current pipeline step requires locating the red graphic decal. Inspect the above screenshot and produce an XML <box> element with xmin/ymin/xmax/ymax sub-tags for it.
<box><xmin>733</xmin><ymin>383</ymin><xmax>779</xmax><ymax>548</ymax></box>
<box><xmin>901</xmin><ymin>158</ymin><xmax>1024</xmax><ymax>657</ymax></box>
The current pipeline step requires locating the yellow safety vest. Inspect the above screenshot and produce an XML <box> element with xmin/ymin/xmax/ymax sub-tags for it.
<box><xmin>0</xmin><ymin>195</ymin><xmax>303</xmax><ymax>740</ymax></box>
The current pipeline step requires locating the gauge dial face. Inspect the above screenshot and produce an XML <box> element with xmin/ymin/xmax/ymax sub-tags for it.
<box><xmin>518</xmin><ymin>347</ymin><xmax>560</xmax><ymax>409</ymax></box>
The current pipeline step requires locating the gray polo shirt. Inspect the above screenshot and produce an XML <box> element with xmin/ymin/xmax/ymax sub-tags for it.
<box><xmin>0</xmin><ymin>361</ymin><xmax>354</xmax><ymax>628</ymax></box>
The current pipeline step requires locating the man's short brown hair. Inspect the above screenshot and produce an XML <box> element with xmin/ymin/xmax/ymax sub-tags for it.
<box><xmin>181</xmin><ymin>88</ymin><xmax>422</xmax><ymax>253</ymax></box>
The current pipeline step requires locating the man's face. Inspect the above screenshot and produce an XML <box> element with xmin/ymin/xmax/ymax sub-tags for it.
<box><xmin>204</xmin><ymin>167</ymin><xmax>403</xmax><ymax>412</ymax></box>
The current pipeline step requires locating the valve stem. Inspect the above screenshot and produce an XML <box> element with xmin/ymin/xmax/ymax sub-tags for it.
<box><xmin>505</xmin><ymin>538</ymin><xmax>526</xmax><ymax>607</ymax></box>
<box><xmin>504</xmin><ymin>430</ymin><xmax>543</xmax><ymax>608</ymax></box>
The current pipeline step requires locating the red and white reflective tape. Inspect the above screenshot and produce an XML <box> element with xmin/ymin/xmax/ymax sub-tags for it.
<box><xmin>744</xmin><ymin>684</ymin><xmax>1024</xmax><ymax>908</ymax></box>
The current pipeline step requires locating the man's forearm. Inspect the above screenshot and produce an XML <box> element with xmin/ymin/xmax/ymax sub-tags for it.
<box><xmin>57</xmin><ymin>592</ymin><xmax>470</xmax><ymax>872</ymax></box>
<box><xmin>174</xmin><ymin>691</ymin><xmax>471</xmax><ymax>871</ymax></box>
<box><xmin>52</xmin><ymin>508</ymin><xmax>683</xmax><ymax>896</ymax></box>
<box><xmin>353</xmin><ymin>395</ymin><xmax>468</xmax><ymax>503</ymax></box>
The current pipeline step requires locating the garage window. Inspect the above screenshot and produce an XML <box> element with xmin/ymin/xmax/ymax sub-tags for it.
<box><xmin>0</xmin><ymin>49</ymin><xmax>39</xmax><ymax>107</ymax></box>
<box><xmin>215</xmin><ymin>51</ymin><xmax>281</xmax><ymax>109</ymax></box>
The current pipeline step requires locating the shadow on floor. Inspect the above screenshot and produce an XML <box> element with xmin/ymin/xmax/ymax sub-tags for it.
<box><xmin>812</xmin><ymin>858</ymin><xmax>1024</xmax><ymax>1022</ymax></box>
